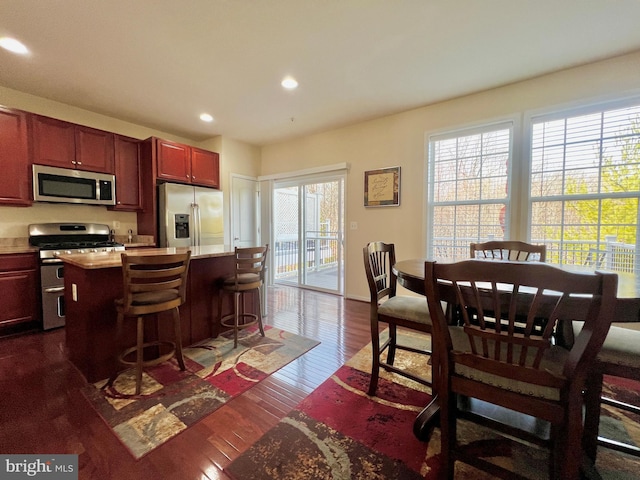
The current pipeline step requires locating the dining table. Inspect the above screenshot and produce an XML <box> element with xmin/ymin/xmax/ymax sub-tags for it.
<box><xmin>393</xmin><ymin>258</ymin><xmax>640</xmax><ymax>440</ymax></box>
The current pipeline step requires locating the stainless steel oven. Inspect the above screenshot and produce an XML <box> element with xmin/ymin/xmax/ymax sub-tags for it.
<box><xmin>29</xmin><ymin>223</ymin><xmax>125</xmax><ymax>330</ymax></box>
<box><xmin>40</xmin><ymin>260</ymin><xmax>65</xmax><ymax>330</ymax></box>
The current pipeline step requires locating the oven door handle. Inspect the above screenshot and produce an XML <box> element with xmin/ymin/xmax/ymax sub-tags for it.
<box><xmin>42</xmin><ymin>259</ymin><xmax>63</xmax><ymax>264</ymax></box>
<box><xmin>44</xmin><ymin>286</ymin><xmax>65</xmax><ymax>294</ymax></box>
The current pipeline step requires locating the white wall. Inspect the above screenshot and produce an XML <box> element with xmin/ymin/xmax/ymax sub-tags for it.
<box><xmin>260</xmin><ymin>50</ymin><xmax>640</xmax><ymax>301</ymax></box>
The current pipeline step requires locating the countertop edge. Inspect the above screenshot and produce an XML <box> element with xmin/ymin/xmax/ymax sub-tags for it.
<box><xmin>57</xmin><ymin>246</ymin><xmax>236</xmax><ymax>269</ymax></box>
<box><xmin>0</xmin><ymin>246</ymin><xmax>39</xmax><ymax>255</ymax></box>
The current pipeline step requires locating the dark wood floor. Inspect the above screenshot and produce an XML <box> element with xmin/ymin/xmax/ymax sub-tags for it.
<box><xmin>0</xmin><ymin>286</ymin><xmax>372</xmax><ymax>480</ymax></box>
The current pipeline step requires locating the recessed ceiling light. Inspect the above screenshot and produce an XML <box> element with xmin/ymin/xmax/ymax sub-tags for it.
<box><xmin>200</xmin><ymin>113</ymin><xmax>214</xmax><ymax>122</ymax></box>
<box><xmin>0</xmin><ymin>37</ymin><xmax>29</xmax><ymax>55</ymax></box>
<box><xmin>281</xmin><ymin>76</ymin><xmax>298</xmax><ymax>90</ymax></box>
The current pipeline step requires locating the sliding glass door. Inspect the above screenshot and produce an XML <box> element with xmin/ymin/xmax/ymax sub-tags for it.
<box><xmin>273</xmin><ymin>175</ymin><xmax>344</xmax><ymax>294</ymax></box>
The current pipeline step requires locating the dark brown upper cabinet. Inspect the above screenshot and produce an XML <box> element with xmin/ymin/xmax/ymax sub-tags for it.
<box><xmin>110</xmin><ymin>135</ymin><xmax>142</xmax><ymax>211</ymax></box>
<box><xmin>156</xmin><ymin>138</ymin><xmax>219</xmax><ymax>188</ymax></box>
<box><xmin>31</xmin><ymin>114</ymin><xmax>115</xmax><ymax>174</ymax></box>
<box><xmin>0</xmin><ymin>107</ymin><xmax>31</xmax><ymax>206</ymax></box>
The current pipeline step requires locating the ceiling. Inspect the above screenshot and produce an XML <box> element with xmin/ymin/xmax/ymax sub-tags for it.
<box><xmin>1</xmin><ymin>1</ymin><xmax>640</xmax><ymax>147</ymax></box>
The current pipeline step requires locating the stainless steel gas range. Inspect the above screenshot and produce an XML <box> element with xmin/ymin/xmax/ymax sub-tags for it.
<box><xmin>28</xmin><ymin>223</ymin><xmax>125</xmax><ymax>330</ymax></box>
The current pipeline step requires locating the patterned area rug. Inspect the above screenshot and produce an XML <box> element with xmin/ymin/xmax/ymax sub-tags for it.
<box><xmin>226</xmin><ymin>333</ymin><xmax>640</xmax><ymax>480</ymax></box>
<box><xmin>82</xmin><ymin>325</ymin><xmax>319</xmax><ymax>459</ymax></box>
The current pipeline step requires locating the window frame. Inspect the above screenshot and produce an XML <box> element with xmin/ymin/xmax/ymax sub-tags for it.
<box><xmin>523</xmin><ymin>96</ymin><xmax>640</xmax><ymax>271</ymax></box>
<box><xmin>424</xmin><ymin>94</ymin><xmax>640</xmax><ymax>275</ymax></box>
<box><xmin>426</xmin><ymin>118</ymin><xmax>517</xmax><ymax>260</ymax></box>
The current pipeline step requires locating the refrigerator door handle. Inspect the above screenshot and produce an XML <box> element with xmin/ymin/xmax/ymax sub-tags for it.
<box><xmin>190</xmin><ymin>202</ymin><xmax>198</xmax><ymax>247</ymax></box>
<box><xmin>195</xmin><ymin>202</ymin><xmax>202</xmax><ymax>246</ymax></box>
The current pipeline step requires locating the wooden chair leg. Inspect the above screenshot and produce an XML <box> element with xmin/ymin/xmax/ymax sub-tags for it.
<box><xmin>368</xmin><ymin>322</ymin><xmax>381</xmax><ymax>396</ymax></box>
<box><xmin>387</xmin><ymin>324</ymin><xmax>397</xmax><ymax>365</ymax></box>
<box><xmin>173</xmin><ymin>307</ymin><xmax>185</xmax><ymax>371</ymax></box>
<box><xmin>583</xmin><ymin>371</ymin><xmax>604</xmax><ymax>462</ymax></box>
<box><xmin>233</xmin><ymin>291</ymin><xmax>240</xmax><ymax>348</ymax></box>
<box><xmin>256</xmin><ymin>288</ymin><xmax>265</xmax><ymax>337</ymax></box>
<box><xmin>549</xmin><ymin>424</ymin><xmax>558</xmax><ymax>479</ymax></box>
<box><xmin>440</xmin><ymin>388</ymin><xmax>456</xmax><ymax>480</ymax></box>
<box><xmin>135</xmin><ymin>316</ymin><xmax>144</xmax><ymax>395</ymax></box>
<box><xmin>561</xmin><ymin>399</ymin><xmax>583</xmax><ymax>479</ymax></box>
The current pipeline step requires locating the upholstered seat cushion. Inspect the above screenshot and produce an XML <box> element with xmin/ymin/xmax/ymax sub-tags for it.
<box><xmin>115</xmin><ymin>289</ymin><xmax>180</xmax><ymax>307</ymax></box>
<box><xmin>449</xmin><ymin>325</ymin><xmax>569</xmax><ymax>401</ymax></box>
<box><xmin>378</xmin><ymin>295</ymin><xmax>431</xmax><ymax>324</ymax></box>
<box><xmin>573</xmin><ymin>321</ymin><xmax>640</xmax><ymax>369</ymax></box>
<box><xmin>223</xmin><ymin>272</ymin><xmax>261</xmax><ymax>286</ymax></box>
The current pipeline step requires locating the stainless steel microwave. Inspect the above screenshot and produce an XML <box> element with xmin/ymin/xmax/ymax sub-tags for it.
<box><xmin>33</xmin><ymin>165</ymin><xmax>116</xmax><ymax>206</ymax></box>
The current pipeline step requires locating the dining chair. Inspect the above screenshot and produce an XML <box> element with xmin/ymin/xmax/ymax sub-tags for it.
<box><xmin>470</xmin><ymin>240</ymin><xmax>546</xmax><ymax>262</ymax></box>
<box><xmin>217</xmin><ymin>245</ymin><xmax>268</xmax><ymax>349</ymax></box>
<box><xmin>114</xmin><ymin>251</ymin><xmax>192</xmax><ymax>395</ymax></box>
<box><xmin>424</xmin><ymin>259</ymin><xmax>617</xmax><ymax>479</ymax></box>
<box><xmin>363</xmin><ymin>241</ymin><xmax>433</xmax><ymax>396</ymax></box>
<box><xmin>576</xmin><ymin>321</ymin><xmax>640</xmax><ymax>461</ymax></box>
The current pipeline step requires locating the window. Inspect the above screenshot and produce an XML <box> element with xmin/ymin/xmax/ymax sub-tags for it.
<box><xmin>427</xmin><ymin>122</ymin><xmax>513</xmax><ymax>260</ymax></box>
<box><xmin>426</xmin><ymin>98</ymin><xmax>640</xmax><ymax>275</ymax></box>
<box><xmin>530</xmin><ymin>103</ymin><xmax>640</xmax><ymax>272</ymax></box>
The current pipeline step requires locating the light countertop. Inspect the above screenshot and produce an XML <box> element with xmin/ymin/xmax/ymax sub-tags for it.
<box><xmin>0</xmin><ymin>245</ymin><xmax>39</xmax><ymax>255</ymax></box>
<box><xmin>57</xmin><ymin>245</ymin><xmax>235</xmax><ymax>269</ymax></box>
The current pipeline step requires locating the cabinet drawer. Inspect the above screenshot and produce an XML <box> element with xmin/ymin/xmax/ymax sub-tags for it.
<box><xmin>0</xmin><ymin>253</ymin><xmax>38</xmax><ymax>272</ymax></box>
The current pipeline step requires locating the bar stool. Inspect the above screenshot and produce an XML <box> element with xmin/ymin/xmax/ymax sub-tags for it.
<box><xmin>218</xmin><ymin>245</ymin><xmax>268</xmax><ymax>348</ymax></box>
<box><xmin>114</xmin><ymin>251</ymin><xmax>191</xmax><ymax>394</ymax></box>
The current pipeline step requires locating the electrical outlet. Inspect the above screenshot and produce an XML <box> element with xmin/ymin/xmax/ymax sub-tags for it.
<box><xmin>113</xmin><ymin>221</ymin><xmax>121</xmax><ymax>229</ymax></box>
<box><xmin>350</xmin><ymin>221</ymin><xmax>358</xmax><ymax>230</ymax></box>
<box><xmin>72</xmin><ymin>283</ymin><xmax>78</xmax><ymax>301</ymax></box>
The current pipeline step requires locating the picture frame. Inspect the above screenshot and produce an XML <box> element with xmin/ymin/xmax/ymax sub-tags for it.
<box><xmin>364</xmin><ymin>166</ymin><xmax>400</xmax><ymax>207</ymax></box>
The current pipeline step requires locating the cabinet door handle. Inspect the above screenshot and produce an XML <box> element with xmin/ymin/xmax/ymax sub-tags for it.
<box><xmin>44</xmin><ymin>286</ymin><xmax>65</xmax><ymax>294</ymax></box>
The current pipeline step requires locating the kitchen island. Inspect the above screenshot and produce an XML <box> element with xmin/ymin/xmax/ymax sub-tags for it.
<box><xmin>58</xmin><ymin>245</ymin><xmax>250</xmax><ymax>383</ymax></box>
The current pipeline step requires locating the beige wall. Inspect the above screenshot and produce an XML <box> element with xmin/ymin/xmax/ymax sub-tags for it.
<box><xmin>198</xmin><ymin>136</ymin><xmax>261</xmax><ymax>243</ymax></box>
<box><xmin>2</xmin><ymin>51</ymin><xmax>639</xmax><ymax>299</ymax></box>
<box><xmin>0</xmin><ymin>86</ymin><xmax>261</xmax><ymax>241</ymax></box>
<box><xmin>261</xmin><ymin>51</ymin><xmax>640</xmax><ymax>301</ymax></box>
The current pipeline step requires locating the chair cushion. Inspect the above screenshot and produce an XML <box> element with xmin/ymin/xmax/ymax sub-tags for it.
<box><xmin>378</xmin><ymin>295</ymin><xmax>431</xmax><ymax>325</ymax></box>
<box><xmin>573</xmin><ymin>321</ymin><xmax>640</xmax><ymax>369</ymax></box>
<box><xmin>223</xmin><ymin>273</ymin><xmax>261</xmax><ymax>286</ymax></box>
<box><xmin>131</xmin><ymin>289</ymin><xmax>180</xmax><ymax>305</ymax></box>
<box><xmin>449</xmin><ymin>325</ymin><xmax>568</xmax><ymax>401</ymax></box>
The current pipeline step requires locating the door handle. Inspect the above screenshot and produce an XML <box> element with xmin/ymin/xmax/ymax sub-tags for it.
<box><xmin>44</xmin><ymin>286</ymin><xmax>65</xmax><ymax>294</ymax></box>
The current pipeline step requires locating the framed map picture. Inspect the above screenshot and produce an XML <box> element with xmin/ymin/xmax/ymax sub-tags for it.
<box><xmin>364</xmin><ymin>166</ymin><xmax>400</xmax><ymax>207</ymax></box>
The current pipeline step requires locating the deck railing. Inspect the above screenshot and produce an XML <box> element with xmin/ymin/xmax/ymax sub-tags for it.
<box><xmin>432</xmin><ymin>236</ymin><xmax>637</xmax><ymax>274</ymax></box>
<box><xmin>273</xmin><ymin>231</ymin><xmax>340</xmax><ymax>279</ymax></box>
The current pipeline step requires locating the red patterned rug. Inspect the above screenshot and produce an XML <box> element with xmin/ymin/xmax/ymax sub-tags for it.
<box><xmin>82</xmin><ymin>325</ymin><xmax>318</xmax><ymax>459</ymax></box>
<box><xmin>225</xmin><ymin>336</ymin><xmax>640</xmax><ymax>479</ymax></box>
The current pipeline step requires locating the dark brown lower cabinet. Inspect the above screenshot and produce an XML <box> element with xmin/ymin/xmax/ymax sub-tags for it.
<box><xmin>0</xmin><ymin>253</ymin><xmax>41</xmax><ymax>332</ymax></box>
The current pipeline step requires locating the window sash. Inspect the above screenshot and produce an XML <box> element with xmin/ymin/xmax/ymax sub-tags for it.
<box><xmin>428</xmin><ymin>122</ymin><xmax>513</xmax><ymax>260</ymax></box>
<box><xmin>528</xmin><ymin>102</ymin><xmax>640</xmax><ymax>272</ymax></box>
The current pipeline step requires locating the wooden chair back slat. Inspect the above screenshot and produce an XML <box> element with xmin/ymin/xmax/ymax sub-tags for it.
<box><xmin>363</xmin><ymin>241</ymin><xmax>397</xmax><ymax>302</ymax></box>
<box><xmin>120</xmin><ymin>252</ymin><xmax>191</xmax><ymax>314</ymax></box>
<box><xmin>426</xmin><ymin>259</ymin><xmax>617</xmax><ymax>389</ymax></box>
<box><xmin>229</xmin><ymin>245</ymin><xmax>268</xmax><ymax>289</ymax></box>
<box><xmin>470</xmin><ymin>240</ymin><xmax>547</xmax><ymax>262</ymax></box>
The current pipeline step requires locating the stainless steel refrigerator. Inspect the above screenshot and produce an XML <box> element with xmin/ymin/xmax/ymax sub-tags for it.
<box><xmin>158</xmin><ymin>182</ymin><xmax>224</xmax><ymax>247</ymax></box>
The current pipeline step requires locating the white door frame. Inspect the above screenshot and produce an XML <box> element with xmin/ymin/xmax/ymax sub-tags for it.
<box><xmin>230</xmin><ymin>174</ymin><xmax>259</xmax><ymax>248</ymax></box>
